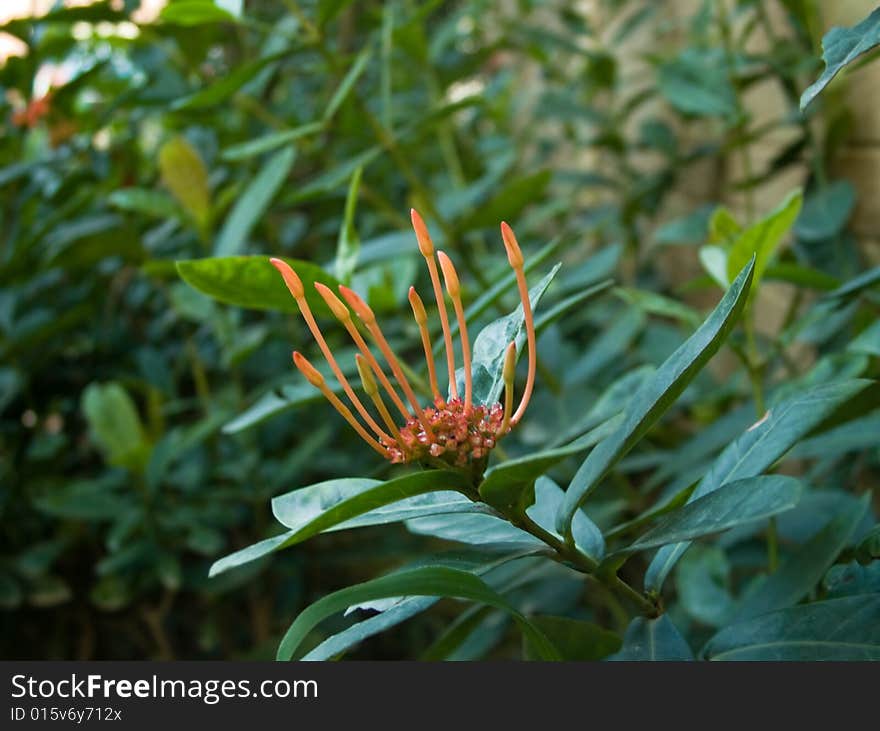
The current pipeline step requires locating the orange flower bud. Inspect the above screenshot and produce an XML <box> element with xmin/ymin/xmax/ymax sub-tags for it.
<box><xmin>355</xmin><ymin>354</ymin><xmax>378</xmax><ymax>397</ymax></box>
<box><xmin>411</xmin><ymin>209</ymin><xmax>435</xmax><ymax>257</ymax></box>
<box><xmin>437</xmin><ymin>251</ymin><xmax>461</xmax><ymax>298</ymax></box>
<box><xmin>270</xmin><ymin>258</ymin><xmax>305</xmax><ymax>299</ymax></box>
<box><xmin>500</xmin><ymin>222</ymin><xmax>524</xmax><ymax>269</ymax></box>
<box><xmin>314</xmin><ymin>281</ymin><xmax>351</xmax><ymax>322</ymax></box>
<box><xmin>502</xmin><ymin>341</ymin><xmax>517</xmax><ymax>385</ymax></box>
<box><xmin>338</xmin><ymin>285</ymin><xmax>376</xmax><ymax>324</ymax></box>
<box><xmin>292</xmin><ymin>351</ymin><xmax>324</xmax><ymax>387</ymax></box>
<box><xmin>408</xmin><ymin>286</ymin><xmax>428</xmax><ymax>325</ymax></box>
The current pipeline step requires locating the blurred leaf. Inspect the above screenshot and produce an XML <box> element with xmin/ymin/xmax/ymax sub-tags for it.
<box><xmin>108</xmin><ymin>188</ymin><xmax>181</xmax><ymax>220</ymax></box>
<box><xmin>800</xmin><ymin>7</ymin><xmax>880</xmax><ymax>109</ymax></box>
<box><xmin>704</xmin><ymin>595</ymin><xmax>880</xmax><ymax>660</ymax></box>
<box><xmin>657</xmin><ymin>49</ymin><xmax>737</xmax><ymax>118</ymax></box>
<box><xmin>459</xmin><ymin>171</ymin><xmax>553</xmax><ymax>231</ymax></box>
<box><xmin>176</xmin><ymin>255</ymin><xmax>339</xmax><ymax>314</ymax></box>
<box><xmin>173</xmin><ymin>52</ymin><xmax>288</xmax><ymax>111</ymax></box>
<box><xmin>159</xmin><ymin>136</ymin><xmax>211</xmax><ymax>231</ymax></box>
<box><xmin>557</xmin><ymin>258</ymin><xmax>755</xmax><ymax>537</ymax></box>
<box><xmin>824</xmin><ymin>265</ymin><xmax>880</xmax><ymax>300</ymax></box>
<box><xmin>526</xmin><ymin>616</ymin><xmax>621</xmax><ymax>660</ymax></box>
<box><xmin>215</xmin><ymin>147</ymin><xmax>295</xmax><ymax>255</ymax></box>
<box><xmin>654</xmin><ymin>206</ymin><xmax>714</xmax><ymax>246</ymax></box>
<box><xmin>731</xmin><ymin>493</ymin><xmax>870</xmax><ymax>622</ymax></box>
<box><xmin>334</xmin><ymin>166</ymin><xmax>362</xmax><ymax>284</ymax></box>
<box><xmin>81</xmin><ymin>383</ymin><xmax>150</xmax><ymax>472</ymax></box>
<box><xmin>324</xmin><ymin>47</ymin><xmax>372</xmax><ymax>122</ymax></box>
<box><xmin>607</xmin><ymin>615</ymin><xmax>693</xmax><ymax>660</ymax></box>
<box><xmin>160</xmin><ymin>1</ymin><xmax>236</xmax><ymax>25</ymax></box>
<box><xmin>676</xmin><ymin>546</ymin><xmax>734</xmax><ymax>627</ymax></box>
<box><xmin>221</xmin><ymin>122</ymin><xmax>323</xmax><ymax>161</ymax></box>
<box><xmin>794</xmin><ymin>181</ymin><xmax>856</xmax><ymax>241</ymax></box>
<box><xmin>276</xmin><ymin>566</ymin><xmax>561</xmax><ymax>660</ymax></box>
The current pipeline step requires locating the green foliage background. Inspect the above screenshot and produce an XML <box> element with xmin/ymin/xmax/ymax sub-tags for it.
<box><xmin>1</xmin><ymin>0</ymin><xmax>878</xmax><ymax>660</ymax></box>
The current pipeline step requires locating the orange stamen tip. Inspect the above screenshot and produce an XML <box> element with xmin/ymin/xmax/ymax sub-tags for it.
<box><xmin>338</xmin><ymin>285</ymin><xmax>376</xmax><ymax>323</ymax></box>
<box><xmin>408</xmin><ymin>286</ymin><xmax>428</xmax><ymax>325</ymax></box>
<box><xmin>292</xmin><ymin>351</ymin><xmax>324</xmax><ymax>387</ymax></box>
<box><xmin>503</xmin><ymin>341</ymin><xmax>517</xmax><ymax>383</ymax></box>
<box><xmin>436</xmin><ymin>251</ymin><xmax>461</xmax><ymax>297</ymax></box>
<box><xmin>500</xmin><ymin>222</ymin><xmax>524</xmax><ymax>269</ymax></box>
<box><xmin>410</xmin><ymin>208</ymin><xmax>434</xmax><ymax>257</ymax></box>
<box><xmin>270</xmin><ymin>257</ymin><xmax>305</xmax><ymax>298</ymax></box>
<box><xmin>314</xmin><ymin>281</ymin><xmax>350</xmax><ymax>321</ymax></box>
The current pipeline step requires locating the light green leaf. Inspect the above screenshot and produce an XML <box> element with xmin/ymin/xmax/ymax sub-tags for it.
<box><xmin>800</xmin><ymin>7</ymin><xmax>880</xmax><ymax>110</ymax></box>
<box><xmin>160</xmin><ymin>1</ymin><xmax>236</xmax><ymax>25</ymax></box>
<box><xmin>730</xmin><ymin>493</ymin><xmax>870</xmax><ymax>622</ymax></box>
<box><xmin>704</xmin><ymin>594</ymin><xmax>880</xmax><ymax>660</ymax></box>
<box><xmin>324</xmin><ymin>47</ymin><xmax>372</xmax><ymax>123</ymax></box>
<box><xmin>175</xmin><ymin>255</ymin><xmax>339</xmax><ymax>315</ymax></box>
<box><xmin>221</xmin><ymin>122</ymin><xmax>324</xmax><ymax>161</ymax></box>
<box><xmin>607</xmin><ymin>615</ymin><xmax>693</xmax><ymax>660</ymax></box>
<box><xmin>214</xmin><ymin>147</ymin><xmax>295</xmax><ymax>255</ymax></box>
<box><xmin>726</xmin><ymin>189</ymin><xmax>802</xmax><ymax>288</ymax></box>
<box><xmin>406</xmin><ymin>513</ymin><xmax>540</xmax><ymax>549</ymax></box>
<box><xmin>81</xmin><ymin>383</ymin><xmax>150</xmax><ymax>472</ymax></box>
<box><xmin>276</xmin><ymin>566</ymin><xmax>561</xmax><ymax>660</ymax></box>
<box><xmin>644</xmin><ymin>379</ymin><xmax>875</xmax><ymax>592</ymax></box>
<box><xmin>556</xmin><ymin>258</ymin><xmax>755</xmax><ymax>537</ymax></box>
<box><xmin>158</xmin><ymin>136</ymin><xmax>210</xmax><ymax>230</ymax></box>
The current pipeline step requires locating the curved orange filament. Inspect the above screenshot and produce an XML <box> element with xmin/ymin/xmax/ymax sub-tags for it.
<box><xmin>338</xmin><ymin>284</ymin><xmax>434</xmax><ymax>435</ymax></box>
<box><xmin>437</xmin><ymin>251</ymin><xmax>473</xmax><ymax>411</ymax></box>
<box><xmin>500</xmin><ymin>223</ymin><xmax>536</xmax><ymax>425</ymax></box>
<box><xmin>411</xmin><ymin>209</ymin><xmax>457</xmax><ymax>399</ymax></box>
<box><xmin>408</xmin><ymin>286</ymin><xmax>441</xmax><ymax>402</ymax></box>
<box><xmin>500</xmin><ymin>341</ymin><xmax>516</xmax><ymax>435</ymax></box>
<box><xmin>314</xmin><ymin>282</ymin><xmax>411</xmax><ymax>420</ymax></box>
<box><xmin>292</xmin><ymin>352</ymin><xmax>387</xmax><ymax>457</ymax></box>
<box><xmin>355</xmin><ymin>353</ymin><xmax>404</xmax><ymax>447</ymax></box>
<box><xmin>270</xmin><ymin>258</ymin><xmax>393</xmax><ymax>444</ymax></box>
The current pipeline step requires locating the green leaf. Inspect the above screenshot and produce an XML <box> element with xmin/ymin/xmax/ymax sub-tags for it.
<box><xmin>334</xmin><ymin>166</ymin><xmax>362</xmax><ymax>284</ymax></box>
<box><xmin>644</xmin><ymin>379</ymin><xmax>876</xmax><ymax>592</ymax></box>
<box><xmin>323</xmin><ymin>47</ymin><xmax>372</xmax><ymax>123</ymax></box>
<box><xmin>455</xmin><ymin>264</ymin><xmax>561</xmax><ymax>404</ymax></box>
<box><xmin>620</xmin><ymin>476</ymin><xmax>801</xmax><ymax>554</ymax></box>
<box><xmin>526</xmin><ymin>477</ymin><xmax>605</xmax><ymax>561</ymax></box>
<box><xmin>108</xmin><ymin>188</ymin><xmax>180</xmax><ymax>220</ymax></box>
<box><xmin>607</xmin><ymin>615</ymin><xmax>694</xmax><ymax>660</ymax></box>
<box><xmin>704</xmin><ymin>595</ymin><xmax>880</xmax><ymax>660</ymax></box>
<box><xmin>556</xmin><ymin>258</ymin><xmax>755</xmax><ymax>537</ymax></box>
<box><xmin>848</xmin><ymin>319</ymin><xmax>880</xmax><ymax>357</ymax></box>
<box><xmin>175</xmin><ymin>255</ymin><xmax>340</xmax><ymax>315</ymax></box>
<box><xmin>649</xmin><ymin>390</ymin><xmax>872</xmax><ymax>587</ymax></box>
<box><xmin>824</xmin><ymin>265</ymin><xmax>880</xmax><ymax>301</ymax></box>
<box><xmin>800</xmin><ymin>7</ymin><xmax>880</xmax><ymax>110</ymax></box>
<box><xmin>676</xmin><ymin>546</ymin><xmax>734</xmax><ymax>627</ymax></box>
<box><xmin>81</xmin><ymin>383</ymin><xmax>150</xmax><ymax>472</ymax></box>
<box><xmin>158</xmin><ymin>136</ymin><xmax>211</xmax><ymax>230</ymax></box>
<box><xmin>478</xmin><ymin>415</ymin><xmax>619</xmax><ymax>514</ymax></box>
<box><xmin>657</xmin><ymin>49</ymin><xmax>737</xmax><ymax>118</ymax></box>
<box><xmin>210</xmin><ymin>471</ymin><xmax>475</xmax><ymax>577</ymax></box>
<box><xmin>459</xmin><ymin>170</ymin><xmax>553</xmax><ymax>230</ymax></box>
<box><xmin>526</xmin><ymin>616</ymin><xmax>621</xmax><ymax>660</ymax></box>
<box><xmin>221</xmin><ymin>122</ymin><xmax>324</xmax><ymax>161</ymax></box>
<box><xmin>726</xmin><ymin>189</ymin><xmax>802</xmax><ymax>288</ymax></box>
<box><xmin>406</xmin><ymin>513</ymin><xmax>541</xmax><ymax>549</ymax></box>
<box><xmin>730</xmin><ymin>493</ymin><xmax>870</xmax><ymax>622</ymax></box>
<box><xmin>276</xmin><ymin>566</ymin><xmax>561</xmax><ymax>660</ymax></box>
<box><xmin>214</xmin><ymin>147</ymin><xmax>296</xmax><ymax>255</ymax></box>
<box><xmin>173</xmin><ymin>52</ymin><xmax>288</xmax><ymax>111</ymax></box>
<box><xmin>160</xmin><ymin>1</ymin><xmax>236</xmax><ymax>25</ymax></box>
<box><xmin>794</xmin><ymin>181</ymin><xmax>856</xmax><ymax>241</ymax></box>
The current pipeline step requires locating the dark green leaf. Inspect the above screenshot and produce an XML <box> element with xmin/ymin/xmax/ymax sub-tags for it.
<box><xmin>800</xmin><ymin>7</ymin><xmax>880</xmax><ymax>110</ymax></box>
<box><xmin>607</xmin><ymin>615</ymin><xmax>694</xmax><ymax>660</ymax></box>
<box><xmin>556</xmin><ymin>258</ymin><xmax>755</xmax><ymax>537</ymax></box>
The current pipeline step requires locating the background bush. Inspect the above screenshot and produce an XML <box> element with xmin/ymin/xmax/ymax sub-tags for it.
<box><xmin>1</xmin><ymin>0</ymin><xmax>878</xmax><ymax>660</ymax></box>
